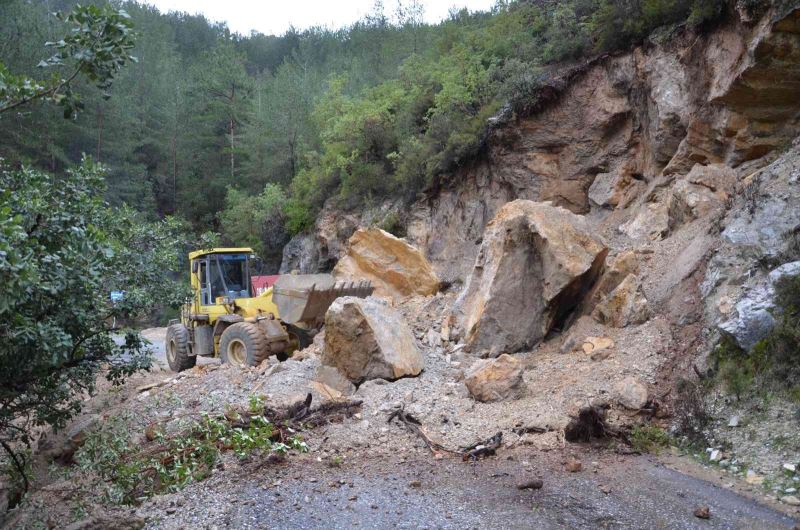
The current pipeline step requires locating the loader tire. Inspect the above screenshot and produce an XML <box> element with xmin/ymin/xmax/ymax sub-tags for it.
<box><xmin>166</xmin><ymin>324</ymin><xmax>195</xmax><ymax>372</ymax></box>
<box><xmin>219</xmin><ymin>322</ymin><xmax>270</xmax><ymax>368</ymax></box>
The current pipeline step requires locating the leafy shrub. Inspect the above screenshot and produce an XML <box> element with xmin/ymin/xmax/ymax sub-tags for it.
<box><xmin>219</xmin><ymin>183</ymin><xmax>289</xmax><ymax>266</ymax></box>
<box><xmin>77</xmin><ymin>409</ymin><xmax>308</xmax><ymax>504</ymax></box>
<box><xmin>0</xmin><ymin>158</ymin><xmax>193</xmax><ymax>493</ymax></box>
<box><xmin>631</xmin><ymin>424</ymin><xmax>672</xmax><ymax>454</ymax></box>
<box><xmin>377</xmin><ymin>211</ymin><xmax>405</xmax><ymax>237</ymax></box>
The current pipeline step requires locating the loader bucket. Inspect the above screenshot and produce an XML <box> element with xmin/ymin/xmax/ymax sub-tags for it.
<box><xmin>272</xmin><ymin>274</ymin><xmax>373</xmax><ymax>325</ymax></box>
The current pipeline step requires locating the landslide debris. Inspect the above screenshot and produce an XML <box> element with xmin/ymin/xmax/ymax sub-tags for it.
<box><xmin>333</xmin><ymin>227</ymin><xmax>440</xmax><ymax>299</ymax></box>
<box><xmin>451</xmin><ymin>200</ymin><xmax>607</xmax><ymax>355</ymax></box>
<box><xmin>322</xmin><ymin>296</ymin><xmax>423</xmax><ymax>383</ymax></box>
<box><xmin>464</xmin><ymin>354</ymin><xmax>526</xmax><ymax>403</ymax></box>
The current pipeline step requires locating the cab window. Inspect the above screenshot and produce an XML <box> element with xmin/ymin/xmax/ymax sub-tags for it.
<box><xmin>208</xmin><ymin>254</ymin><xmax>250</xmax><ymax>301</ymax></box>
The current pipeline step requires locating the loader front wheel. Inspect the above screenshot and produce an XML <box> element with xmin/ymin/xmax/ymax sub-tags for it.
<box><xmin>166</xmin><ymin>324</ymin><xmax>195</xmax><ymax>372</ymax></box>
<box><xmin>219</xmin><ymin>322</ymin><xmax>269</xmax><ymax>368</ymax></box>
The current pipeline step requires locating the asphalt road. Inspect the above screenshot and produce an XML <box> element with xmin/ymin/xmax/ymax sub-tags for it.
<box><xmin>214</xmin><ymin>452</ymin><xmax>797</xmax><ymax>530</ymax></box>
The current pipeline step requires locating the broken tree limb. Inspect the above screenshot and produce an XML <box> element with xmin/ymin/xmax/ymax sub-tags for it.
<box><xmin>387</xmin><ymin>406</ymin><xmax>501</xmax><ymax>460</ymax></box>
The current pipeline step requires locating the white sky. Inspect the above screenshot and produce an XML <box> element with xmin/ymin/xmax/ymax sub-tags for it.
<box><xmin>145</xmin><ymin>0</ymin><xmax>498</xmax><ymax>36</ymax></box>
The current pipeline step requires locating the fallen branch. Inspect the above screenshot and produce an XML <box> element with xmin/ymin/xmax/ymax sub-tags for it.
<box><xmin>387</xmin><ymin>406</ymin><xmax>501</xmax><ymax>460</ymax></box>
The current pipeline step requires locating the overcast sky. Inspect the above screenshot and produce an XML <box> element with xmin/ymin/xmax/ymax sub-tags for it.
<box><xmin>145</xmin><ymin>0</ymin><xmax>498</xmax><ymax>36</ymax></box>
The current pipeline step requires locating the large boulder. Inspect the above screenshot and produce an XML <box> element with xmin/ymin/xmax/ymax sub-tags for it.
<box><xmin>322</xmin><ymin>296</ymin><xmax>423</xmax><ymax>383</ymax></box>
<box><xmin>464</xmin><ymin>354</ymin><xmax>526</xmax><ymax>402</ymax></box>
<box><xmin>614</xmin><ymin>376</ymin><xmax>649</xmax><ymax>410</ymax></box>
<box><xmin>451</xmin><ymin>200</ymin><xmax>608</xmax><ymax>355</ymax></box>
<box><xmin>333</xmin><ymin>228</ymin><xmax>439</xmax><ymax>299</ymax></box>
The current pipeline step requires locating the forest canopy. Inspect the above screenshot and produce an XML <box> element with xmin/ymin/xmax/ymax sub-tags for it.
<box><xmin>0</xmin><ymin>0</ymin><xmax>728</xmax><ymax>269</ymax></box>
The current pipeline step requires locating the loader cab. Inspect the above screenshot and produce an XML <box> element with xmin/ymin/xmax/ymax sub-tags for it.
<box><xmin>189</xmin><ymin>248</ymin><xmax>255</xmax><ymax>306</ymax></box>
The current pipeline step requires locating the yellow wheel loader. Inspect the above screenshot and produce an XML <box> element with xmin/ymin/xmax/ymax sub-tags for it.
<box><xmin>165</xmin><ymin>247</ymin><xmax>372</xmax><ymax>372</ymax></box>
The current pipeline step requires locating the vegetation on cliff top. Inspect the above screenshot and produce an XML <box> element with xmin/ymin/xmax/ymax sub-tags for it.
<box><xmin>2</xmin><ymin>0</ymin><xmax>730</xmax><ymax>258</ymax></box>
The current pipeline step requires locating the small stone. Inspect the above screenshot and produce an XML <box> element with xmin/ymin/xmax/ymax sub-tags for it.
<box><xmin>782</xmin><ymin>495</ymin><xmax>800</xmax><ymax>506</ymax></box>
<box><xmin>728</xmin><ymin>415</ymin><xmax>740</xmax><ymax>427</ymax></box>
<box><xmin>709</xmin><ymin>449</ymin><xmax>721</xmax><ymax>462</ymax></box>
<box><xmin>581</xmin><ymin>336</ymin><xmax>614</xmax><ymax>354</ymax></box>
<box><xmin>516</xmin><ymin>479</ymin><xmax>544</xmax><ymax>490</ymax></box>
<box><xmin>599</xmin><ymin>485</ymin><xmax>611</xmax><ymax>494</ymax></box>
<box><xmin>694</xmin><ymin>506</ymin><xmax>710</xmax><ymax>519</ymax></box>
<box><xmin>348</xmin><ymin>495</ymin><xmax>358</xmax><ymax>501</ymax></box>
<box><xmin>745</xmin><ymin>470</ymin><xmax>764</xmax><ymax>485</ymax></box>
<box><xmin>565</xmin><ymin>458</ymin><xmax>582</xmax><ymax>472</ymax></box>
<box><xmin>409</xmin><ymin>480</ymin><xmax>422</xmax><ymax>488</ymax></box>
<box><xmin>784</xmin><ymin>463</ymin><xmax>797</xmax><ymax>473</ymax></box>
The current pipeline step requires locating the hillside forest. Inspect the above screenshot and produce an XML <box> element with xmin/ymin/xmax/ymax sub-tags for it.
<box><xmin>1</xmin><ymin>0</ymin><xmax>728</xmax><ymax>268</ymax></box>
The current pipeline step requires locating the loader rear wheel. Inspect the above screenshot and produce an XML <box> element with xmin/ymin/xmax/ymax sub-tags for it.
<box><xmin>219</xmin><ymin>322</ymin><xmax>270</xmax><ymax>368</ymax></box>
<box><xmin>166</xmin><ymin>324</ymin><xmax>195</xmax><ymax>372</ymax></box>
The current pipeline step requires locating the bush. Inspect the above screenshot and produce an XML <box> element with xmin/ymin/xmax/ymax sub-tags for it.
<box><xmin>76</xmin><ymin>409</ymin><xmax>308</xmax><ymax>504</ymax></box>
<box><xmin>713</xmin><ymin>273</ymin><xmax>800</xmax><ymax>401</ymax></box>
<box><xmin>631</xmin><ymin>424</ymin><xmax>671</xmax><ymax>454</ymax></box>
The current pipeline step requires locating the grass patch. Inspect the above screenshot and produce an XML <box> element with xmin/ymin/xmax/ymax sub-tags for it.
<box><xmin>631</xmin><ymin>425</ymin><xmax>671</xmax><ymax>454</ymax></box>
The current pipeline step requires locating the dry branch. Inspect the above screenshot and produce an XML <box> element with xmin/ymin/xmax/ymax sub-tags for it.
<box><xmin>388</xmin><ymin>405</ymin><xmax>502</xmax><ymax>460</ymax></box>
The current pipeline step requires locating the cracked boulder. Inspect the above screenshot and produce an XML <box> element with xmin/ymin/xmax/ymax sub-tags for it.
<box><xmin>619</xmin><ymin>201</ymin><xmax>670</xmax><ymax>241</ymax></box>
<box><xmin>464</xmin><ymin>354</ymin><xmax>526</xmax><ymax>402</ymax></box>
<box><xmin>322</xmin><ymin>296</ymin><xmax>423</xmax><ymax>383</ymax></box>
<box><xmin>451</xmin><ymin>200</ymin><xmax>607</xmax><ymax>355</ymax></box>
<box><xmin>333</xmin><ymin>227</ymin><xmax>439</xmax><ymax>299</ymax></box>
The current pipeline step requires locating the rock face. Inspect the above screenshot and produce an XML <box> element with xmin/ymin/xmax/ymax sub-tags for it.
<box><xmin>592</xmin><ymin>274</ymin><xmax>650</xmax><ymax>327</ymax></box>
<box><xmin>283</xmin><ymin>9</ymin><xmax>800</xmax><ymax>283</ymax></box>
<box><xmin>589</xmin><ymin>171</ymin><xmax>644</xmax><ymax>208</ymax></box>
<box><xmin>718</xmin><ymin>260</ymin><xmax>800</xmax><ymax>350</ymax></box>
<box><xmin>451</xmin><ymin>200</ymin><xmax>607</xmax><ymax>355</ymax></box>
<box><xmin>333</xmin><ymin>228</ymin><xmax>440</xmax><ymax>299</ymax></box>
<box><xmin>464</xmin><ymin>354</ymin><xmax>526</xmax><ymax>402</ymax></box>
<box><xmin>668</xmin><ymin>163</ymin><xmax>736</xmax><ymax>229</ymax></box>
<box><xmin>322</xmin><ymin>296</ymin><xmax>423</xmax><ymax>382</ymax></box>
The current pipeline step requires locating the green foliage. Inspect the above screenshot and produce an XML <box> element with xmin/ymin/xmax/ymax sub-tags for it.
<box><xmin>377</xmin><ymin>211</ymin><xmax>405</xmax><ymax>237</ymax></box>
<box><xmin>0</xmin><ymin>159</ymin><xmax>192</xmax><ymax>490</ymax></box>
<box><xmin>0</xmin><ymin>4</ymin><xmax>136</xmax><ymax>118</ymax></box>
<box><xmin>76</xmin><ymin>410</ymin><xmax>308</xmax><ymax>504</ymax></box>
<box><xmin>631</xmin><ymin>424</ymin><xmax>672</xmax><ymax>454</ymax></box>
<box><xmin>1</xmin><ymin>0</ymin><xmax>733</xmax><ymax>237</ymax></box>
<box><xmin>219</xmin><ymin>183</ymin><xmax>288</xmax><ymax>259</ymax></box>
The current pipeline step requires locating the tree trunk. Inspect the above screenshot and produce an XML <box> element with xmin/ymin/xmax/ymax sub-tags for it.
<box><xmin>96</xmin><ymin>103</ymin><xmax>104</xmax><ymax>162</ymax></box>
<box><xmin>229</xmin><ymin>84</ymin><xmax>236</xmax><ymax>179</ymax></box>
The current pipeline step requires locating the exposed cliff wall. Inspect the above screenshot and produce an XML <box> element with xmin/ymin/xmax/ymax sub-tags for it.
<box><xmin>281</xmin><ymin>6</ymin><xmax>800</xmax><ymax>284</ymax></box>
